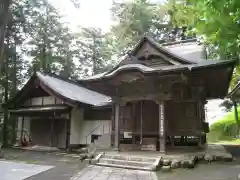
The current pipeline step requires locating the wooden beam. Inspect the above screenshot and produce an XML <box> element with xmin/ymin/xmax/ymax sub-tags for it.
<box><xmin>120</xmin><ymin>92</ymin><xmax>171</xmax><ymax>102</ymax></box>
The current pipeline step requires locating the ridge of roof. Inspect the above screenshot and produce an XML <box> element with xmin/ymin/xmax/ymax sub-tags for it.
<box><xmin>40</xmin><ymin>72</ymin><xmax>83</xmax><ymax>87</ymax></box>
<box><xmin>137</xmin><ymin>36</ymin><xmax>197</xmax><ymax>64</ymax></box>
<box><xmin>161</xmin><ymin>38</ymin><xmax>198</xmax><ymax>46</ymax></box>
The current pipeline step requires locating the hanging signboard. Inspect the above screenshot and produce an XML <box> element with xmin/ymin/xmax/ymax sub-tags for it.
<box><xmin>124</xmin><ymin>131</ymin><xmax>132</xmax><ymax>138</ymax></box>
<box><xmin>160</xmin><ymin>102</ymin><xmax>164</xmax><ymax>136</ymax></box>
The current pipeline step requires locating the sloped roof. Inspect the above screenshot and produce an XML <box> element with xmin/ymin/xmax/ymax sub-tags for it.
<box><xmin>8</xmin><ymin>72</ymin><xmax>112</xmax><ymax>107</ymax></box>
<box><xmin>78</xmin><ymin>37</ymin><xmax>214</xmax><ymax>82</ymax></box>
<box><xmin>164</xmin><ymin>41</ymin><xmax>204</xmax><ymax>63</ymax></box>
<box><xmin>36</xmin><ymin>72</ymin><xmax>112</xmax><ymax>106</ymax></box>
<box><xmin>79</xmin><ymin>60</ymin><xmax>235</xmax><ymax>81</ymax></box>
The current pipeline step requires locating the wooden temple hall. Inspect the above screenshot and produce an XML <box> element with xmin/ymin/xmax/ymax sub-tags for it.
<box><xmin>6</xmin><ymin>36</ymin><xmax>235</xmax><ymax>153</ymax></box>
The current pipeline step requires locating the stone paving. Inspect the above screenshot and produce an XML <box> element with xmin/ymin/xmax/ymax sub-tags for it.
<box><xmin>71</xmin><ymin>162</ymin><xmax>240</xmax><ymax>180</ymax></box>
<box><xmin>70</xmin><ymin>165</ymin><xmax>158</xmax><ymax>180</ymax></box>
<box><xmin>0</xmin><ymin>160</ymin><xmax>54</xmax><ymax>180</ymax></box>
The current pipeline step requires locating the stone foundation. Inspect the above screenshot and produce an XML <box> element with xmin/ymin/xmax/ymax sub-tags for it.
<box><xmin>91</xmin><ymin>144</ymin><xmax>233</xmax><ymax>171</ymax></box>
<box><xmin>159</xmin><ymin>144</ymin><xmax>233</xmax><ymax>171</ymax></box>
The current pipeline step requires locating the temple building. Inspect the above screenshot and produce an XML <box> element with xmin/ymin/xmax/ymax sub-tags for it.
<box><xmin>6</xmin><ymin>36</ymin><xmax>235</xmax><ymax>153</ymax></box>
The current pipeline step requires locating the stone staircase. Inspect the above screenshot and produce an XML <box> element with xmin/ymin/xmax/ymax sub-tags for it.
<box><xmin>94</xmin><ymin>153</ymin><xmax>161</xmax><ymax>171</ymax></box>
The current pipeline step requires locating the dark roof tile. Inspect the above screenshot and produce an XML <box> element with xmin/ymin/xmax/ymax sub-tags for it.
<box><xmin>36</xmin><ymin>72</ymin><xmax>112</xmax><ymax>106</ymax></box>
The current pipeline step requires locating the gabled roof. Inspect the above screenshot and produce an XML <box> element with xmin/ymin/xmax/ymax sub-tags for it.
<box><xmin>78</xmin><ymin>36</ymin><xmax>211</xmax><ymax>82</ymax></box>
<box><xmin>131</xmin><ymin>36</ymin><xmax>197</xmax><ymax>64</ymax></box>
<box><xmin>8</xmin><ymin>72</ymin><xmax>112</xmax><ymax>107</ymax></box>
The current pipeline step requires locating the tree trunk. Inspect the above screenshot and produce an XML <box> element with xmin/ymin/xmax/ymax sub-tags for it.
<box><xmin>10</xmin><ymin>46</ymin><xmax>17</xmax><ymax>145</ymax></box>
<box><xmin>233</xmin><ymin>100</ymin><xmax>240</xmax><ymax>137</ymax></box>
<box><xmin>1</xmin><ymin>0</ymin><xmax>11</xmax><ymax>146</ymax></box>
<box><xmin>0</xmin><ymin>0</ymin><xmax>11</xmax><ymax>72</ymax></box>
<box><xmin>2</xmin><ymin>52</ymin><xmax>8</xmax><ymax>147</ymax></box>
<box><xmin>92</xmin><ymin>36</ymin><xmax>97</xmax><ymax>75</ymax></box>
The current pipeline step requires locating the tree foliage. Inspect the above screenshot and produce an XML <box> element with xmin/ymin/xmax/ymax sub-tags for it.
<box><xmin>170</xmin><ymin>0</ymin><xmax>240</xmax><ymax>87</ymax></box>
<box><xmin>207</xmin><ymin>108</ymin><xmax>240</xmax><ymax>142</ymax></box>
<box><xmin>75</xmin><ymin>27</ymin><xmax>114</xmax><ymax>76</ymax></box>
<box><xmin>110</xmin><ymin>0</ymin><xmax>194</xmax><ymax>55</ymax></box>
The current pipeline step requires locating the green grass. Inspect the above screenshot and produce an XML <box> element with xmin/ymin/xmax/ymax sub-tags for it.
<box><xmin>207</xmin><ymin>107</ymin><xmax>240</xmax><ymax>143</ymax></box>
<box><xmin>211</xmin><ymin>139</ymin><xmax>240</xmax><ymax>145</ymax></box>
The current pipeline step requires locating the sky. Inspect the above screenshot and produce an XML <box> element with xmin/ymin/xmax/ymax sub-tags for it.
<box><xmin>48</xmin><ymin>0</ymin><xmax>165</xmax><ymax>33</ymax></box>
<box><xmin>47</xmin><ymin>0</ymin><xmax>115</xmax><ymax>33</ymax></box>
<box><xmin>47</xmin><ymin>0</ymin><xmax>228</xmax><ymax>124</ymax></box>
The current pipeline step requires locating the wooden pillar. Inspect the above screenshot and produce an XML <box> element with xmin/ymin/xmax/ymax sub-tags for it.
<box><xmin>132</xmin><ymin>102</ymin><xmax>136</xmax><ymax>146</ymax></box>
<box><xmin>157</xmin><ymin>100</ymin><xmax>166</xmax><ymax>153</ymax></box>
<box><xmin>114</xmin><ymin>103</ymin><xmax>120</xmax><ymax>151</ymax></box>
<box><xmin>66</xmin><ymin>111</ymin><xmax>71</xmax><ymax>150</ymax></box>
<box><xmin>111</xmin><ymin>105</ymin><xmax>115</xmax><ymax>147</ymax></box>
<box><xmin>50</xmin><ymin>117</ymin><xmax>54</xmax><ymax>147</ymax></box>
<box><xmin>21</xmin><ymin>116</ymin><xmax>25</xmax><ymax>141</ymax></box>
<box><xmin>140</xmin><ymin>100</ymin><xmax>143</xmax><ymax>145</ymax></box>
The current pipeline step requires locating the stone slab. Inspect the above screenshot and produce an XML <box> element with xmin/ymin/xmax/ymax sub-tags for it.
<box><xmin>70</xmin><ymin>165</ymin><xmax>158</xmax><ymax>180</ymax></box>
<box><xmin>0</xmin><ymin>160</ymin><xmax>54</xmax><ymax>180</ymax></box>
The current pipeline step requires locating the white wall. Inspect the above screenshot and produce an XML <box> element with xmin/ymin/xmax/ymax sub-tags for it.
<box><xmin>23</xmin><ymin>96</ymin><xmax>63</xmax><ymax>106</ymax></box>
<box><xmin>70</xmin><ymin>107</ymin><xmax>84</xmax><ymax>145</ymax></box>
<box><xmin>79</xmin><ymin>120</ymin><xmax>111</xmax><ymax>145</ymax></box>
<box><xmin>69</xmin><ymin>107</ymin><xmax>112</xmax><ymax>145</ymax></box>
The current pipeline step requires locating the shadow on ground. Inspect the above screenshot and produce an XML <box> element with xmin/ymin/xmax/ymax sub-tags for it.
<box><xmin>225</xmin><ymin>145</ymin><xmax>240</xmax><ymax>157</ymax></box>
<box><xmin>1</xmin><ymin>148</ymin><xmax>87</xmax><ymax>180</ymax></box>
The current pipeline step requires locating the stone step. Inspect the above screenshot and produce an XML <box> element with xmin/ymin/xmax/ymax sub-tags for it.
<box><xmin>99</xmin><ymin>158</ymin><xmax>153</xmax><ymax>167</ymax></box>
<box><xmin>96</xmin><ymin>162</ymin><xmax>154</xmax><ymax>171</ymax></box>
<box><xmin>103</xmin><ymin>154</ymin><xmax>157</xmax><ymax>163</ymax></box>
